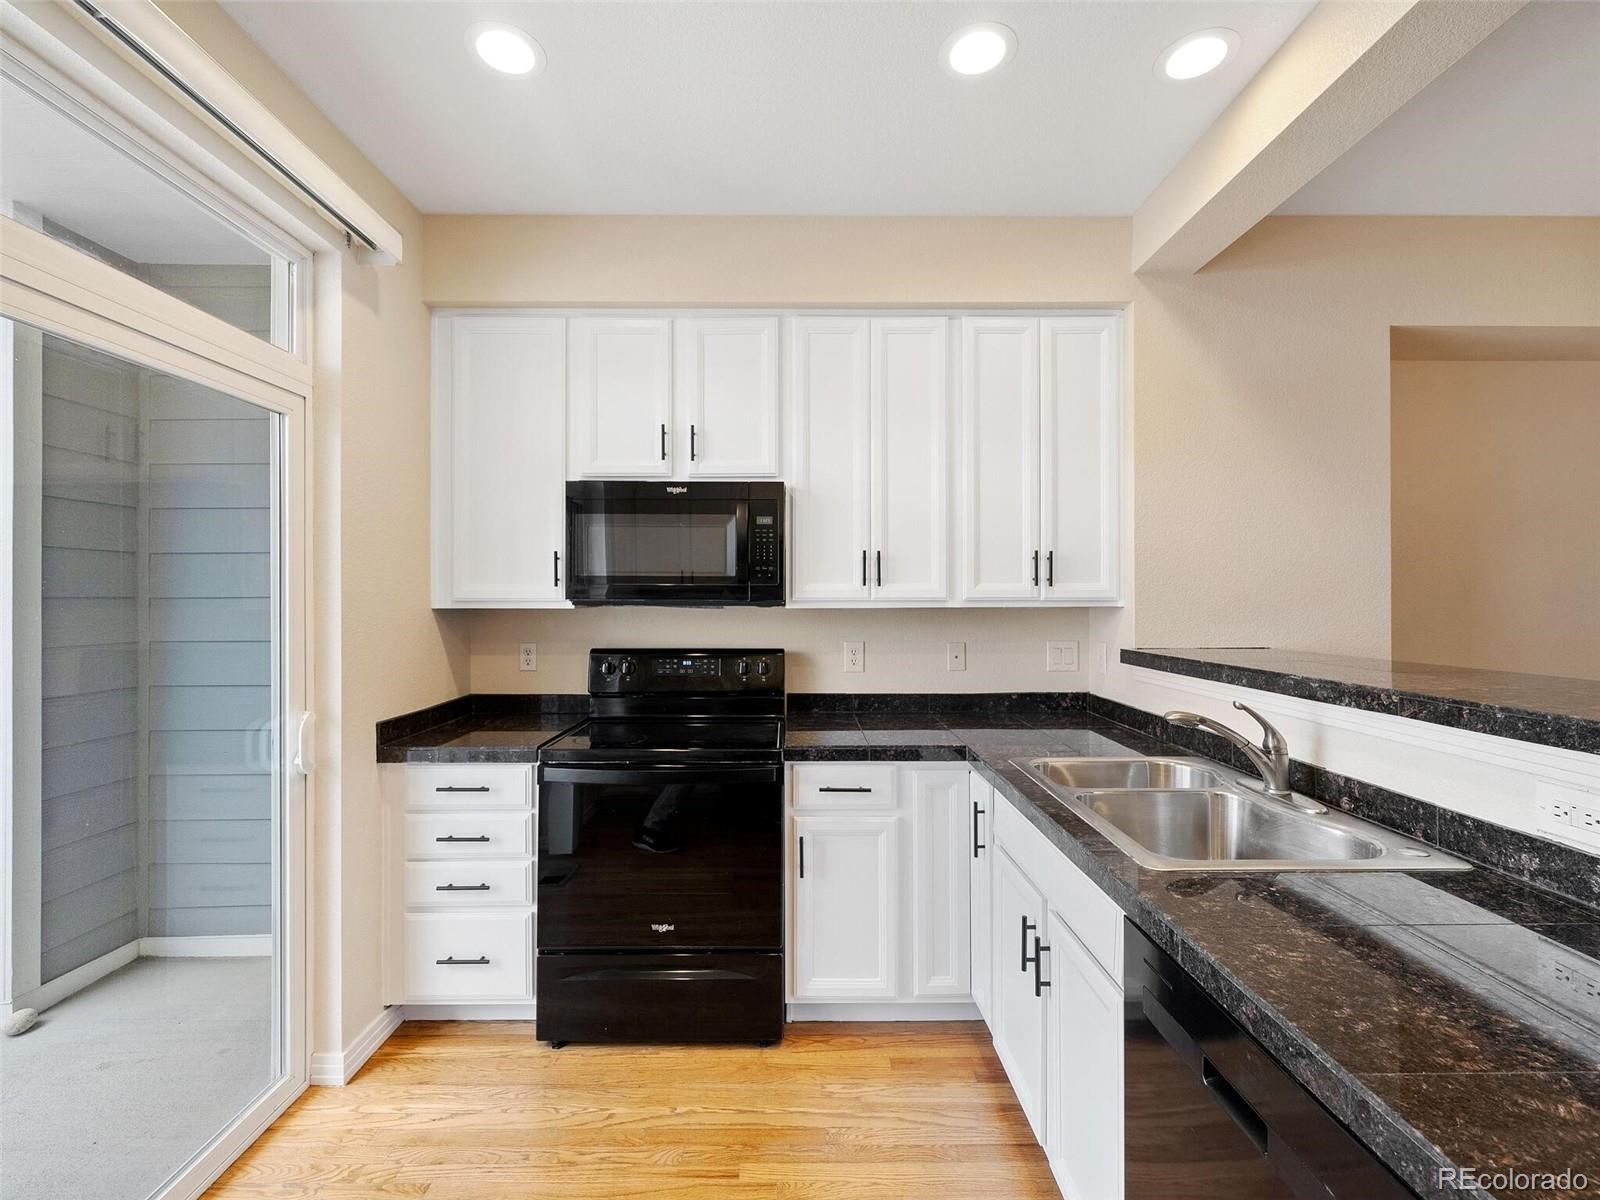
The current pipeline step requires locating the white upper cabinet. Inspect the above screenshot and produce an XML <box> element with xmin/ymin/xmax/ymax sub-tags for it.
<box><xmin>1041</xmin><ymin>315</ymin><xmax>1120</xmax><ymax>603</ymax></box>
<box><xmin>959</xmin><ymin>317</ymin><xmax>1042</xmax><ymax>601</ymax></box>
<box><xmin>870</xmin><ymin>317</ymin><xmax>950</xmax><ymax>602</ymax></box>
<box><xmin>432</xmin><ymin>315</ymin><xmax>566</xmax><ymax>606</ymax></box>
<box><xmin>787</xmin><ymin>317</ymin><xmax>872</xmax><ymax>602</ymax></box>
<box><xmin>567</xmin><ymin>317</ymin><xmax>673</xmax><ymax>478</ymax></box>
<box><xmin>677</xmin><ymin>317</ymin><xmax>780</xmax><ymax>477</ymax></box>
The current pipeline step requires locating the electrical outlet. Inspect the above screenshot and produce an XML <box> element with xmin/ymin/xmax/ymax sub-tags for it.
<box><xmin>1046</xmin><ymin>640</ymin><xmax>1079</xmax><ymax>672</ymax></box>
<box><xmin>1535</xmin><ymin>780</ymin><xmax>1600</xmax><ymax>851</ymax></box>
<box><xmin>519</xmin><ymin>643</ymin><xmax>538</xmax><ymax>672</ymax></box>
<box><xmin>947</xmin><ymin>641</ymin><xmax>967</xmax><ymax>672</ymax></box>
<box><xmin>1096</xmin><ymin>642</ymin><xmax>1109</xmax><ymax>674</ymax></box>
<box><xmin>844</xmin><ymin>641</ymin><xmax>865</xmax><ymax>674</ymax></box>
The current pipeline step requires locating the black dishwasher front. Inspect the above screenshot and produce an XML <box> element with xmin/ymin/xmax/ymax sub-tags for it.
<box><xmin>1124</xmin><ymin>920</ymin><xmax>1418</xmax><ymax>1200</ymax></box>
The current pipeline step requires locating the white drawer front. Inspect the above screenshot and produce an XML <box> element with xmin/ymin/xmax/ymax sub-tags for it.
<box><xmin>403</xmin><ymin>911</ymin><xmax>533</xmax><ymax>1001</ymax></box>
<box><xmin>792</xmin><ymin>763</ymin><xmax>897</xmax><ymax>811</ymax></box>
<box><xmin>404</xmin><ymin>860</ymin><xmax>534</xmax><ymax>907</ymax></box>
<box><xmin>393</xmin><ymin>764</ymin><xmax>532</xmax><ymax>810</ymax></box>
<box><xmin>405</xmin><ymin>811</ymin><xmax>532</xmax><ymax>859</ymax></box>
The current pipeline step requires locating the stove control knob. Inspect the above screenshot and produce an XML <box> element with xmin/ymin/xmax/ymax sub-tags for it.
<box><xmin>598</xmin><ymin>659</ymin><xmax>617</xmax><ymax>677</ymax></box>
<box><xmin>736</xmin><ymin>659</ymin><xmax>750</xmax><ymax>677</ymax></box>
<box><xmin>619</xmin><ymin>657</ymin><xmax>637</xmax><ymax>677</ymax></box>
<box><xmin>756</xmin><ymin>659</ymin><xmax>771</xmax><ymax>677</ymax></box>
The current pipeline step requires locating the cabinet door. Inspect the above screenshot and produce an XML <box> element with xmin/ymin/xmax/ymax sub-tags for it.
<box><xmin>678</xmin><ymin>317</ymin><xmax>780</xmax><ymax>477</ymax></box>
<box><xmin>959</xmin><ymin>317</ymin><xmax>1041</xmax><ymax>601</ymax></box>
<box><xmin>1040</xmin><ymin>315</ymin><xmax>1120</xmax><ymax>602</ymax></box>
<box><xmin>791</xmin><ymin>814</ymin><xmax>899</xmax><ymax>1000</ymax></box>
<box><xmin>870</xmin><ymin>317</ymin><xmax>950</xmax><ymax>601</ymax></box>
<box><xmin>787</xmin><ymin>317</ymin><xmax>872</xmax><ymax>602</ymax></box>
<box><xmin>908</xmin><ymin>768</ymin><xmax>970</xmax><ymax>998</ymax></box>
<box><xmin>969</xmin><ymin>774</ymin><xmax>994</xmax><ymax>1024</ymax></box>
<box><xmin>568</xmin><ymin>317</ymin><xmax>672</xmax><ymax>477</ymax></box>
<box><xmin>435</xmin><ymin>316</ymin><xmax>566</xmax><ymax>605</ymax></box>
<box><xmin>1047</xmin><ymin>913</ymin><xmax>1124</xmax><ymax>1200</ymax></box>
<box><xmin>991</xmin><ymin>846</ymin><xmax>1048</xmax><ymax>1141</ymax></box>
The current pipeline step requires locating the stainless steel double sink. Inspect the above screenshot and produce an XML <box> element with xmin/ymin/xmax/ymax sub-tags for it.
<box><xmin>1015</xmin><ymin>757</ymin><xmax>1468</xmax><ymax>872</ymax></box>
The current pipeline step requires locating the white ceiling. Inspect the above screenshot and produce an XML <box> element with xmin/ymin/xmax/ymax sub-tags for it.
<box><xmin>220</xmin><ymin>0</ymin><xmax>1315</xmax><ymax>216</ymax></box>
<box><xmin>1280</xmin><ymin>1</ymin><xmax>1600</xmax><ymax>215</ymax></box>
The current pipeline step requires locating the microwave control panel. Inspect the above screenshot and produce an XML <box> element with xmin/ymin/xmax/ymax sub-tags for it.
<box><xmin>749</xmin><ymin>505</ymin><xmax>781</xmax><ymax>583</ymax></box>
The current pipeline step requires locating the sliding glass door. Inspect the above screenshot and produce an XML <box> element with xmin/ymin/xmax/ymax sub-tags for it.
<box><xmin>3</xmin><ymin>320</ymin><xmax>300</xmax><ymax>1200</ymax></box>
<box><xmin>3</xmin><ymin>21</ymin><xmax>313</xmax><ymax>1200</ymax></box>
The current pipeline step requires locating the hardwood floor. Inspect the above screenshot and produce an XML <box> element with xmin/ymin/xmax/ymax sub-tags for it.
<box><xmin>205</xmin><ymin>1021</ymin><xmax>1057</xmax><ymax>1199</ymax></box>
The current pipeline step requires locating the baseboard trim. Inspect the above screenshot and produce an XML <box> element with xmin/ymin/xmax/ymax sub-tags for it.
<box><xmin>309</xmin><ymin>1006</ymin><xmax>403</xmax><ymax>1086</ymax></box>
<box><xmin>787</xmin><ymin>1001</ymin><xmax>981</xmax><ymax>1022</ymax></box>
<box><xmin>139</xmin><ymin>935</ymin><xmax>272</xmax><ymax>958</ymax></box>
<box><xmin>402</xmin><ymin>1002</ymin><xmax>537</xmax><ymax>1021</ymax></box>
<box><xmin>7</xmin><ymin>940</ymin><xmax>139</xmax><ymax>1015</ymax></box>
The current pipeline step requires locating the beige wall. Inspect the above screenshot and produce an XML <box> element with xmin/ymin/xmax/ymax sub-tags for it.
<box><xmin>426</xmin><ymin>213</ymin><xmax>1600</xmax><ymax>683</ymax></box>
<box><xmin>1391</xmin><ymin>359</ymin><xmax>1600</xmax><ymax>679</ymax></box>
<box><xmin>158</xmin><ymin>2</ymin><xmax>468</xmax><ymax>1057</ymax></box>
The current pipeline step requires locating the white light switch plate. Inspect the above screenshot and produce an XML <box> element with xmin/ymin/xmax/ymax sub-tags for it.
<box><xmin>1046</xmin><ymin>640</ymin><xmax>1079</xmax><ymax>672</ymax></box>
<box><xmin>947</xmin><ymin>642</ymin><xmax>967</xmax><ymax>671</ymax></box>
<box><xmin>519</xmin><ymin>643</ymin><xmax>538</xmax><ymax>672</ymax></box>
<box><xmin>844</xmin><ymin>641</ymin><xmax>865</xmax><ymax>674</ymax></box>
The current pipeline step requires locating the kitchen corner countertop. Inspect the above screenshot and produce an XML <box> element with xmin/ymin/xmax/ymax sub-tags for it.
<box><xmin>1123</xmin><ymin>646</ymin><xmax>1600</xmax><ymax>755</ymax></box>
<box><xmin>378</xmin><ymin>707</ymin><xmax>1600</xmax><ymax>1199</ymax></box>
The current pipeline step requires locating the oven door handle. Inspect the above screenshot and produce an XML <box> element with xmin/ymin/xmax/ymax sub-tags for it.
<box><xmin>538</xmin><ymin>764</ymin><xmax>783</xmax><ymax>787</ymax></box>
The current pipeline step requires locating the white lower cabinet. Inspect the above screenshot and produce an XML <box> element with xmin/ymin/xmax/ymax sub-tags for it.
<box><xmin>1047</xmin><ymin>913</ymin><xmax>1124</xmax><ymax>1200</ymax></box>
<box><xmin>382</xmin><ymin>764</ymin><xmax>536</xmax><ymax>1007</ymax></box>
<box><xmin>788</xmin><ymin>762</ymin><xmax>970</xmax><ymax>1007</ymax></box>
<box><xmin>990</xmin><ymin>845</ymin><xmax>1049</xmax><ymax>1140</ymax></box>
<box><xmin>969</xmin><ymin>772</ymin><xmax>995</xmax><ymax>1022</ymax></box>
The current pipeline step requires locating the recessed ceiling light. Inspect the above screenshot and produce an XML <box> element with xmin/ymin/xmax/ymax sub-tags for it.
<box><xmin>1159</xmin><ymin>28</ymin><xmax>1239</xmax><ymax>80</ymax></box>
<box><xmin>466</xmin><ymin>22</ymin><xmax>544</xmax><ymax>76</ymax></box>
<box><xmin>942</xmin><ymin>23</ymin><xmax>1016</xmax><ymax>78</ymax></box>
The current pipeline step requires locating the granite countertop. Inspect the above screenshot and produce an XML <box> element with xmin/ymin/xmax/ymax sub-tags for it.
<box><xmin>1123</xmin><ymin>646</ymin><xmax>1600</xmax><ymax>754</ymax></box>
<box><xmin>377</xmin><ymin>705</ymin><xmax>1600</xmax><ymax>1199</ymax></box>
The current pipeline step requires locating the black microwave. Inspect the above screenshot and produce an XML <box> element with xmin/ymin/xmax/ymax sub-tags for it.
<box><xmin>565</xmin><ymin>481</ymin><xmax>784</xmax><ymax>607</ymax></box>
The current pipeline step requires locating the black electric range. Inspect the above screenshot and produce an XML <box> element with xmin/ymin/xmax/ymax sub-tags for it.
<box><xmin>535</xmin><ymin>649</ymin><xmax>785</xmax><ymax>1047</ymax></box>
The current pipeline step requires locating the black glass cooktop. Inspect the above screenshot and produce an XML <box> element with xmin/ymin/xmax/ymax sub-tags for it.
<box><xmin>540</xmin><ymin>717</ymin><xmax>784</xmax><ymax>761</ymax></box>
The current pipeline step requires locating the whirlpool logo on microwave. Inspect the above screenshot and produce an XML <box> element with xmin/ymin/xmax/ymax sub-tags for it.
<box><xmin>651</xmin><ymin>923</ymin><xmax>676</xmax><ymax>933</ymax></box>
<box><xmin>664</xmin><ymin>486</ymin><xmax>688</xmax><ymax>495</ymax></box>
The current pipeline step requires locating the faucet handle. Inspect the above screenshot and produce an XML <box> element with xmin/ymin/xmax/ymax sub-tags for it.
<box><xmin>1231</xmin><ymin>701</ymin><xmax>1286</xmax><ymax>751</ymax></box>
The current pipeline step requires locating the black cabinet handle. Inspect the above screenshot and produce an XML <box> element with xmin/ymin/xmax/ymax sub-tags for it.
<box><xmin>435</xmin><ymin>834</ymin><xmax>491</xmax><ymax>843</ymax></box>
<box><xmin>1021</xmin><ymin>916</ymin><xmax>1038</xmax><ymax>971</ymax></box>
<box><xmin>435</xmin><ymin>785</ymin><xmax>490</xmax><ymax>793</ymax></box>
<box><xmin>435</xmin><ymin>956</ymin><xmax>490</xmax><ymax>966</ymax></box>
<box><xmin>818</xmin><ymin>785</ymin><xmax>873</xmax><ymax>793</ymax></box>
<box><xmin>690</xmin><ymin>424</ymin><xmax>697</xmax><ymax>460</ymax></box>
<box><xmin>1046</xmin><ymin>550</ymin><xmax>1054</xmax><ymax>589</ymax></box>
<box><xmin>861</xmin><ymin>549</ymin><xmax>868</xmax><ymax>588</ymax></box>
<box><xmin>972</xmin><ymin>802</ymin><xmax>986</xmax><ymax>858</ymax></box>
<box><xmin>798</xmin><ymin>835</ymin><xmax>805</xmax><ymax>879</ymax></box>
<box><xmin>875</xmin><ymin>550</ymin><xmax>882</xmax><ymax>588</ymax></box>
<box><xmin>553</xmin><ymin>550</ymin><xmax>560</xmax><ymax>587</ymax></box>
<box><xmin>1033</xmin><ymin>550</ymin><xmax>1040</xmax><ymax>587</ymax></box>
<box><xmin>1033</xmin><ymin>937</ymin><xmax>1051</xmax><ymax>997</ymax></box>
<box><xmin>435</xmin><ymin>883</ymin><xmax>491</xmax><ymax>892</ymax></box>
<box><xmin>660</xmin><ymin>423</ymin><xmax>668</xmax><ymax>461</ymax></box>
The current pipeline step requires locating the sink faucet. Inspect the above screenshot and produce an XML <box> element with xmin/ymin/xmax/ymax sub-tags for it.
<box><xmin>1164</xmin><ymin>702</ymin><xmax>1294</xmax><ymax>799</ymax></box>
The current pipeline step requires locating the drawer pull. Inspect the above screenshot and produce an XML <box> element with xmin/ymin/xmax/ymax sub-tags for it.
<box><xmin>435</xmin><ymin>883</ymin><xmax>491</xmax><ymax>892</ymax></box>
<box><xmin>817</xmin><ymin>786</ymin><xmax>872</xmax><ymax>794</ymax></box>
<box><xmin>435</xmin><ymin>785</ymin><xmax>492</xmax><ymax>793</ymax></box>
<box><xmin>435</xmin><ymin>834</ymin><xmax>491</xmax><ymax>843</ymax></box>
<box><xmin>436</xmin><ymin>956</ymin><xmax>491</xmax><ymax>966</ymax></box>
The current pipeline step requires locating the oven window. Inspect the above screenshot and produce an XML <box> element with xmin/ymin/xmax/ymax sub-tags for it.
<box><xmin>572</xmin><ymin>502</ymin><xmax>739</xmax><ymax>584</ymax></box>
